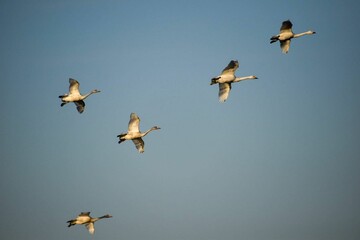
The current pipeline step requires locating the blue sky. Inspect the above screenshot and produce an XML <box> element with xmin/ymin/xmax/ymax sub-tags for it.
<box><xmin>0</xmin><ymin>0</ymin><xmax>359</xmax><ymax>239</ymax></box>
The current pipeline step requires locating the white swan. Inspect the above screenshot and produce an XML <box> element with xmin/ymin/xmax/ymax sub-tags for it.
<box><xmin>67</xmin><ymin>212</ymin><xmax>112</xmax><ymax>234</ymax></box>
<box><xmin>270</xmin><ymin>20</ymin><xmax>316</xmax><ymax>53</ymax></box>
<box><xmin>117</xmin><ymin>113</ymin><xmax>160</xmax><ymax>153</ymax></box>
<box><xmin>59</xmin><ymin>78</ymin><xmax>100</xmax><ymax>113</ymax></box>
<box><xmin>210</xmin><ymin>60</ymin><xmax>257</xmax><ymax>102</ymax></box>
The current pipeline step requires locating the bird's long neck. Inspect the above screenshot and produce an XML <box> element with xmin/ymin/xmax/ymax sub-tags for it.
<box><xmin>234</xmin><ymin>76</ymin><xmax>255</xmax><ymax>82</ymax></box>
<box><xmin>90</xmin><ymin>217</ymin><xmax>100</xmax><ymax>223</ymax></box>
<box><xmin>293</xmin><ymin>31</ymin><xmax>313</xmax><ymax>38</ymax></box>
<box><xmin>81</xmin><ymin>91</ymin><xmax>95</xmax><ymax>100</ymax></box>
<box><xmin>141</xmin><ymin>127</ymin><xmax>157</xmax><ymax>137</ymax></box>
<box><xmin>91</xmin><ymin>215</ymin><xmax>108</xmax><ymax>222</ymax></box>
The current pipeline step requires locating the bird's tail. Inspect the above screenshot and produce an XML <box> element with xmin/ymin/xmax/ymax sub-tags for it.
<box><xmin>210</xmin><ymin>77</ymin><xmax>220</xmax><ymax>85</ymax></box>
<box><xmin>270</xmin><ymin>35</ymin><xmax>279</xmax><ymax>43</ymax></box>
<box><xmin>117</xmin><ymin>134</ymin><xmax>126</xmax><ymax>144</ymax></box>
<box><xmin>67</xmin><ymin>220</ymin><xmax>76</xmax><ymax>227</ymax></box>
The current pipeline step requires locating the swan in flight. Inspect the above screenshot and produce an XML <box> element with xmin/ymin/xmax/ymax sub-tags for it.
<box><xmin>270</xmin><ymin>20</ymin><xmax>316</xmax><ymax>53</ymax></box>
<box><xmin>117</xmin><ymin>113</ymin><xmax>160</xmax><ymax>153</ymax></box>
<box><xmin>59</xmin><ymin>78</ymin><xmax>100</xmax><ymax>113</ymax></box>
<box><xmin>210</xmin><ymin>60</ymin><xmax>257</xmax><ymax>102</ymax></box>
<box><xmin>67</xmin><ymin>212</ymin><xmax>112</xmax><ymax>234</ymax></box>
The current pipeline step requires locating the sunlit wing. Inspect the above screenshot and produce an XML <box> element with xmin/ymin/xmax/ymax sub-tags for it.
<box><xmin>132</xmin><ymin>138</ymin><xmax>145</xmax><ymax>153</ymax></box>
<box><xmin>280</xmin><ymin>20</ymin><xmax>293</xmax><ymax>33</ymax></box>
<box><xmin>69</xmin><ymin>78</ymin><xmax>80</xmax><ymax>95</ymax></box>
<box><xmin>221</xmin><ymin>60</ymin><xmax>239</xmax><ymax>75</ymax></box>
<box><xmin>280</xmin><ymin>40</ymin><xmax>291</xmax><ymax>53</ymax></box>
<box><xmin>74</xmin><ymin>100</ymin><xmax>85</xmax><ymax>113</ymax></box>
<box><xmin>79</xmin><ymin>212</ymin><xmax>91</xmax><ymax>216</ymax></box>
<box><xmin>85</xmin><ymin>222</ymin><xmax>95</xmax><ymax>234</ymax></box>
<box><xmin>128</xmin><ymin>113</ymin><xmax>140</xmax><ymax>133</ymax></box>
<box><xmin>219</xmin><ymin>83</ymin><xmax>231</xmax><ymax>102</ymax></box>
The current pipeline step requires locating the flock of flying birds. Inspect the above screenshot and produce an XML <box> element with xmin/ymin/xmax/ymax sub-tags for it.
<box><xmin>61</xmin><ymin>20</ymin><xmax>316</xmax><ymax>234</ymax></box>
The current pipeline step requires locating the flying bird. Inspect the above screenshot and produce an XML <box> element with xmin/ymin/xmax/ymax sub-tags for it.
<box><xmin>117</xmin><ymin>113</ymin><xmax>160</xmax><ymax>153</ymax></box>
<box><xmin>210</xmin><ymin>60</ymin><xmax>257</xmax><ymax>102</ymax></box>
<box><xmin>270</xmin><ymin>20</ymin><xmax>316</xmax><ymax>53</ymax></box>
<box><xmin>67</xmin><ymin>212</ymin><xmax>112</xmax><ymax>235</ymax></box>
<box><xmin>59</xmin><ymin>78</ymin><xmax>100</xmax><ymax>113</ymax></box>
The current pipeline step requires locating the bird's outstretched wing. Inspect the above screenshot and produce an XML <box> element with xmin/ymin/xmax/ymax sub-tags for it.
<box><xmin>74</xmin><ymin>100</ymin><xmax>85</xmax><ymax>113</ymax></box>
<box><xmin>85</xmin><ymin>222</ymin><xmax>95</xmax><ymax>234</ymax></box>
<box><xmin>280</xmin><ymin>20</ymin><xmax>293</xmax><ymax>33</ymax></box>
<box><xmin>280</xmin><ymin>39</ymin><xmax>291</xmax><ymax>53</ymax></box>
<box><xmin>69</xmin><ymin>78</ymin><xmax>80</xmax><ymax>95</ymax></box>
<box><xmin>219</xmin><ymin>83</ymin><xmax>231</xmax><ymax>102</ymax></box>
<box><xmin>221</xmin><ymin>60</ymin><xmax>239</xmax><ymax>75</ymax></box>
<box><xmin>128</xmin><ymin>113</ymin><xmax>140</xmax><ymax>133</ymax></box>
<box><xmin>132</xmin><ymin>138</ymin><xmax>145</xmax><ymax>153</ymax></box>
<box><xmin>79</xmin><ymin>212</ymin><xmax>91</xmax><ymax>216</ymax></box>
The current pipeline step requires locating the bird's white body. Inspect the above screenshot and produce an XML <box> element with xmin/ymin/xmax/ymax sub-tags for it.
<box><xmin>60</xmin><ymin>92</ymin><xmax>82</xmax><ymax>102</ymax></box>
<box><xmin>277</xmin><ymin>31</ymin><xmax>294</xmax><ymax>41</ymax></box>
<box><xmin>117</xmin><ymin>113</ymin><xmax>160</xmax><ymax>153</ymax></box>
<box><xmin>70</xmin><ymin>214</ymin><xmax>91</xmax><ymax>225</ymax></box>
<box><xmin>213</xmin><ymin>74</ymin><xmax>236</xmax><ymax>84</ymax></box>
<box><xmin>210</xmin><ymin>60</ymin><xmax>257</xmax><ymax>102</ymax></box>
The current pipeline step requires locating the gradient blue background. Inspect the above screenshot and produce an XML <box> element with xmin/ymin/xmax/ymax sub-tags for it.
<box><xmin>1</xmin><ymin>0</ymin><xmax>359</xmax><ymax>239</ymax></box>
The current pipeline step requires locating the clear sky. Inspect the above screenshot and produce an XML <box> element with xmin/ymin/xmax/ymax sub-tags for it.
<box><xmin>1</xmin><ymin>0</ymin><xmax>359</xmax><ymax>240</ymax></box>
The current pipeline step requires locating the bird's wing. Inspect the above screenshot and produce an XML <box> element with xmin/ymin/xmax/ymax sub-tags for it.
<box><xmin>221</xmin><ymin>60</ymin><xmax>239</xmax><ymax>75</ymax></box>
<box><xmin>219</xmin><ymin>83</ymin><xmax>231</xmax><ymax>102</ymax></box>
<box><xmin>132</xmin><ymin>138</ymin><xmax>145</xmax><ymax>153</ymax></box>
<box><xmin>85</xmin><ymin>222</ymin><xmax>95</xmax><ymax>234</ymax></box>
<box><xmin>280</xmin><ymin>20</ymin><xmax>293</xmax><ymax>33</ymax></box>
<box><xmin>69</xmin><ymin>78</ymin><xmax>80</xmax><ymax>95</ymax></box>
<box><xmin>74</xmin><ymin>100</ymin><xmax>85</xmax><ymax>113</ymax></box>
<box><xmin>128</xmin><ymin>113</ymin><xmax>140</xmax><ymax>133</ymax></box>
<box><xmin>280</xmin><ymin>40</ymin><xmax>291</xmax><ymax>53</ymax></box>
<box><xmin>79</xmin><ymin>212</ymin><xmax>91</xmax><ymax>216</ymax></box>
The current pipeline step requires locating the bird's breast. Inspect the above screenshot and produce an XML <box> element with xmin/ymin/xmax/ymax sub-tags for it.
<box><xmin>217</xmin><ymin>74</ymin><xmax>235</xmax><ymax>83</ymax></box>
<box><xmin>279</xmin><ymin>32</ymin><xmax>294</xmax><ymax>41</ymax></box>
